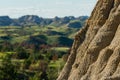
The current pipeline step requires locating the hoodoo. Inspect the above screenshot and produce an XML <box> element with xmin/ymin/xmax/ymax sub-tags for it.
<box><xmin>57</xmin><ymin>0</ymin><xmax>120</xmax><ymax>80</ymax></box>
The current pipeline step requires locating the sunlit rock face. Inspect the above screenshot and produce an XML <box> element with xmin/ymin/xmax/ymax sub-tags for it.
<box><xmin>57</xmin><ymin>0</ymin><xmax>120</xmax><ymax>80</ymax></box>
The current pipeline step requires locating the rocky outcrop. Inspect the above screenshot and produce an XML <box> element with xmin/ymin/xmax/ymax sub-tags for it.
<box><xmin>18</xmin><ymin>15</ymin><xmax>43</xmax><ymax>25</ymax></box>
<box><xmin>0</xmin><ymin>16</ymin><xmax>14</xmax><ymax>26</ymax></box>
<box><xmin>57</xmin><ymin>0</ymin><xmax>120</xmax><ymax>80</ymax></box>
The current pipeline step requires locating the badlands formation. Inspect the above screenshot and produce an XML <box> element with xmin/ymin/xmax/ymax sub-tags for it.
<box><xmin>57</xmin><ymin>0</ymin><xmax>120</xmax><ymax>80</ymax></box>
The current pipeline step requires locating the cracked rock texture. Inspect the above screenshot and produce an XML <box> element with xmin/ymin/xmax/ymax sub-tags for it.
<box><xmin>57</xmin><ymin>0</ymin><xmax>120</xmax><ymax>80</ymax></box>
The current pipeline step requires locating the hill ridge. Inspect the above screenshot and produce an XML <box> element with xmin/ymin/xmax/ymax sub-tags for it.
<box><xmin>0</xmin><ymin>15</ymin><xmax>88</xmax><ymax>27</ymax></box>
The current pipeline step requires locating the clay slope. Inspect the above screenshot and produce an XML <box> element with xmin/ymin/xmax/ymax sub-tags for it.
<box><xmin>57</xmin><ymin>0</ymin><xmax>120</xmax><ymax>80</ymax></box>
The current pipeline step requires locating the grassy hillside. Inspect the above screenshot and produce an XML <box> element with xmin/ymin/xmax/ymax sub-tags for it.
<box><xmin>0</xmin><ymin>25</ymin><xmax>79</xmax><ymax>45</ymax></box>
<box><xmin>0</xmin><ymin>15</ymin><xmax>88</xmax><ymax>80</ymax></box>
<box><xmin>0</xmin><ymin>24</ymin><xmax>79</xmax><ymax>80</ymax></box>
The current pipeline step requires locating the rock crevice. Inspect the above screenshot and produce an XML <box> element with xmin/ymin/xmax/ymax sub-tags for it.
<box><xmin>57</xmin><ymin>0</ymin><xmax>120</xmax><ymax>80</ymax></box>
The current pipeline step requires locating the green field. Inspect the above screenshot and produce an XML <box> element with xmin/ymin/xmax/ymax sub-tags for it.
<box><xmin>0</xmin><ymin>25</ymin><xmax>78</xmax><ymax>44</ymax></box>
<box><xmin>0</xmin><ymin>25</ymin><xmax>77</xmax><ymax>80</ymax></box>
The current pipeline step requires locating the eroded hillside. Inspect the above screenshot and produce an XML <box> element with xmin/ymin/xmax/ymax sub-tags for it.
<box><xmin>57</xmin><ymin>0</ymin><xmax>120</xmax><ymax>80</ymax></box>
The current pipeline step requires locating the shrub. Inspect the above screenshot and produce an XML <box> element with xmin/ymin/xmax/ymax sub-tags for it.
<box><xmin>23</xmin><ymin>58</ymin><xmax>32</xmax><ymax>69</ymax></box>
<box><xmin>0</xmin><ymin>54</ymin><xmax>18</xmax><ymax>80</ymax></box>
<box><xmin>14</xmin><ymin>47</ymin><xmax>29</xmax><ymax>59</ymax></box>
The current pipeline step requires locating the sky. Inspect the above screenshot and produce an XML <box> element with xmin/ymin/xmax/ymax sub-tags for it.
<box><xmin>0</xmin><ymin>0</ymin><xmax>97</xmax><ymax>18</ymax></box>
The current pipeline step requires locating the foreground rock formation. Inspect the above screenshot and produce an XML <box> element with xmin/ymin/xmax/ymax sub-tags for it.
<box><xmin>57</xmin><ymin>0</ymin><xmax>120</xmax><ymax>80</ymax></box>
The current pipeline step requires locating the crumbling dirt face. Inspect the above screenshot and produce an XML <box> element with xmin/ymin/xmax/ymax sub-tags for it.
<box><xmin>57</xmin><ymin>0</ymin><xmax>120</xmax><ymax>80</ymax></box>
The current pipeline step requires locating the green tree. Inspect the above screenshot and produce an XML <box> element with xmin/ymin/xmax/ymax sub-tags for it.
<box><xmin>23</xmin><ymin>58</ymin><xmax>32</xmax><ymax>69</ymax></box>
<box><xmin>15</xmin><ymin>47</ymin><xmax>29</xmax><ymax>59</ymax></box>
<box><xmin>0</xmin><ymin>54</ymin><xmax>18</xmax><ymax>80</ymax></box>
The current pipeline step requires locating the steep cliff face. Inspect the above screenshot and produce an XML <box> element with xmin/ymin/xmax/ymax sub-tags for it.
<box><xmin>57</xmin><ymin>0</ymin><xmax>120</xmax><ymax>80</ymax></box>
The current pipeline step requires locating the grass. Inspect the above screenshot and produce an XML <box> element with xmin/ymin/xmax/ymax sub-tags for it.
<box><xmin>0</xmin><ymin>33</ymin><xmax>7</xmax><ymax>37</ymax></box>
<box><xmin>12</xmin><ymin>59</ymin><xmax>24</xmax><ymax>63</ymax></box>
<box><xmin>0</xmin><ymin>25</ymin><xmax>78</xmax><ymax>39</ymax></box>
<box><xmin>49</xmin><ymin>58</ymin><xmax>65</xmax><ymax>68</ymax></box>
<box><xmin>0</xmin><ymin>52</ymin><xmax>5</xmax><ymax>58</ymax></box>
<box><xmin>51</xmin><ymin>47</ymin><xmax>69</xmax><ymax>52</ymax></box>
<box><xmin>11</xmin><ymin>35</ymin><xmax>30</xmax><ymax>43</ymax></box>
<box><xmin>0</xmin><ymin>52</ymin><xmax>15</xmax><ymax>58</ymax></box>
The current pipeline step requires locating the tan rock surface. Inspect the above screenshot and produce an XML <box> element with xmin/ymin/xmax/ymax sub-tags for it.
<box><xmin>57</xmin><ymin>0</ymin><xmax>120</xmax><ymax>80</ymax></box>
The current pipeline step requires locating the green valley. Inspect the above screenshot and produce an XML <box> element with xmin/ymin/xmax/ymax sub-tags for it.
<box><xmin>0</xmin><ymin>15</ymin><xmax>87</xmax><ymax>80</ymax></box>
